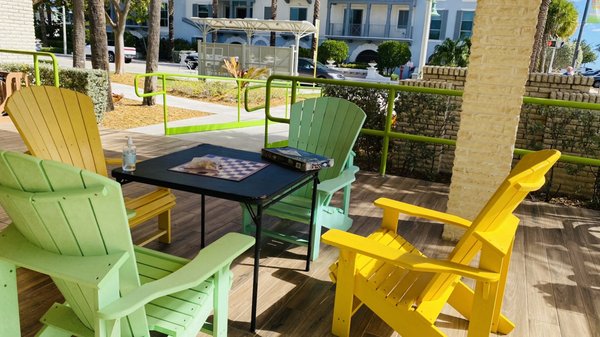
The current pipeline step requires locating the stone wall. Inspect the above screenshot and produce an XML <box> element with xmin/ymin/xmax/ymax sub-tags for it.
<box><xmin>0</xmin><ymin>0</ymin><xmax>36</xmax><ymax>62</ymax></box>
<box><xmin>393</xmin><ymin>66</ymin><xmax>600</xmax><ymax>200</ymax></box>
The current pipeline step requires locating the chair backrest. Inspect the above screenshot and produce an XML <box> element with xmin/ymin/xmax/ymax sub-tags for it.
<box><xmin>420</xmin><ymin>149</ymin><xmax>561</xmax><ymax>301</ymax></box>
<box><xmin>0</xmin><ymin>72</ymin><xmax>30</xmax><ymax>112</ymax></box>
<box><xmin>288</xmin><ymin>97</ymin><xmax>366</xmax><ymax>196</ymax></box>
<box><xmin>5</xmin><ymin>86</ymin><xmax>108</xmax><ymax>176</ymax></box>
<box><xmin>0</xmin><ymin>150</ymin><xmax>147</xmax><ymax>336</ymax></box>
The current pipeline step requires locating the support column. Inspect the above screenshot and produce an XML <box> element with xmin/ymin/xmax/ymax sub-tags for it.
<box><xmin>365</xmin><ymin>4</ymin><xmax>371</xmax><ymax>36</ymax></box>
<box><xmin>326</xmin><ymin>3</ymin><xmax>333</xmax><ymax>35</ymax></box>
<box><xmin>384</xmin><ymin>4</ymin><xmax>392</xmax><ymax>37</ymax></box>
<box><xmin>444</xmin><ymin>0</ymin><xmax>543</xmax><ymax>240</ymax></box>
<box><xmin>344</xmin><ymin>3</ymin><xmax>351</xmax><ymax>35</ymax></box>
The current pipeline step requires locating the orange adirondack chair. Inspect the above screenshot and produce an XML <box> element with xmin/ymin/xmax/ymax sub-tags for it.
<box><xmin>5</xmin><ymin>85</ymin><xmax>176</xmax><ymax>245</ymax></box>
<box><xmin>323</xmin><ymin>149</ymin><xmax>561</xmax><ymax>337</ymax></box>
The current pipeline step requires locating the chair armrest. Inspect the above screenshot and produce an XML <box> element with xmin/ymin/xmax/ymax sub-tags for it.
<box><xmin>317</xmin><ymin>165</ymin><xmax>359</xmax><ymax>195</ymax></box>
<box><xmin>322</xmin><ymin>229</ymin><xmax>499</xmax><ymax>282</ymax></box>
<box><xmin>374</xmin><ymin>197</ymin><xmax>472</xmax><ymax>229</ymax></box>
<box><xmin>98</xmin><ymin>233</ymin><xmax>255</xmax><ymax>320</ymax></box>
<box><xmin>0</xmin><ymin>225</ymin><xmax>129</xmax><ymax>288</ymax></box>
<box><xmin>105</xmin><ymin>157</ymin><xmax>122</xmax><ymax>166</ymax></box>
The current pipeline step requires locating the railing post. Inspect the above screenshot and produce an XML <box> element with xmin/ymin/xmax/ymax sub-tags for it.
<box><xmin>379</xmin><ymin>88</ymin><xmax>396</xmax><ymax>176</ymax></box>
<box><xmin>162</xmin><ymin>74</ymin><xmax>168</xmax><ymax>134</ymax></box>
<box><xmin>33</xmin><ymin>54</ymin><xmax>40</xmax><ymax>85</ymax></box>
<box><xmin>237</xmin><ymin>80</ymin><xmax>242</xmax><ymax>122</ymax></box>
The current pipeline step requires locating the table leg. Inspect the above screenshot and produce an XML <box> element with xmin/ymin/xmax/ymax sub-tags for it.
<box><xmin>250</xmin><ymin>203</ymin><xmax>262</xmax><ymax>332</ymax></box>
<box><xmin>306</xmin><ymin>174</ymin><xmax>318</xmax><ymax>271</ymax></box>
<box><xmin>201</xmin><ymin>194</ymin><xmax>206</xmax><ymax>249</ymax></box>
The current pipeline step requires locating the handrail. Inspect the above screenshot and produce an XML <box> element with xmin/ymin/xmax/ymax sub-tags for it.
<box><xmin>264</xmin><ymin>74</ymin><xmax>600</xmax><ymax>175</ymax></box>
<box><xmin>0</xmin><ymin>49</ymin><xmax>60</xmax><ymax>87</ymax></box>
<box><xmin>133</xmin><ymin>72</ymin><xmax>287</xmax><ymax>135</ymax></box>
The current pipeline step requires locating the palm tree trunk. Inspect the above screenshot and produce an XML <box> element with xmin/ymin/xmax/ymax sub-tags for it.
<box><xmin>270</xmin><ymin>0</ymin><xmax>277</xmax><ymax>46</ymax></box>
<box><xmin>168</xmin><ymin>0</ymin><xmax>174</xmax><ymax>61</ymax></box>
<box><xmin>530</xmin><ymin>0</ymin><xmax>551</xmax><ymax>72</ymax></box>
<box><xmin>311</xmin><ymin>0</ymin><xmax>320</xmax><ymax>56</ymax></box>
<box><xmin>144</xmin><ymin>0</ymin><xmax>162</xmax><ymax>106</ymax></box>
<box><xmin>88</xmin><ymin>0</ymin><xmax>114</xmax><ymax>111</ymax></box>
<box><xmin>212</xmin><ymin>0</ymin><xmax>218</xmax><ymax>42</ymax></box>
<box><xmin>72</xmin><ymin>0</ymin><xmax>85</xmax><ymax>68</ymax></box>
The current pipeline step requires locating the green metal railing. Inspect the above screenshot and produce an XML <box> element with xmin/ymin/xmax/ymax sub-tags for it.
<box><xmin>0</xmin><ymin>49</ymin><xmax>60</xmax><ymax>87</ymax></box>
<box><xmin>264</xmin><ymin>74</ymin><xmax>600</xmax><ymax>176</ymax></box>
<box><xmin>133</xmin><ymin>72</ymin><xmax>316</xmax><ymax>135</ymax></box>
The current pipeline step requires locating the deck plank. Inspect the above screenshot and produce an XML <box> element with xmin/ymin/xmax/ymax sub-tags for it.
<box><xmin>1</xmin><ymin>127</ymin><xmax>599</xmax><ymax>337</ymax></box>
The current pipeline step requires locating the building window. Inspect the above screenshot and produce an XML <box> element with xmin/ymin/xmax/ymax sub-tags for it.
<box><xmin>429</xmin><ymin>10</ymin><xmax>447</xmax><ymax>40</ymax></box>
<box><xmin>264</xmin><ymin>6</ymin><xmax>272</xmax><ymax>19</ymax></box>
<box><xmin>397</xmin><ymin>10</ymin><xmax>409</xmax><ymax>29</ymax></box>
<box><xmin>290</xmin><ymin>7</ymin><xmax>307</xmax><ymax>21</ymax></box>
<box><xmin>160</xmin><ymin>3</ymin><xmax>168</xmax><ymax>27</ymax></box>
<box><xmin>458</xmin><ymin>11</ymin><xmax>474</xmax><ymax>38</ymax></box>
<box><xmin>193</xmin><ymin>4</ymin><xmax>210</xmax><ymax>18</ymax></box>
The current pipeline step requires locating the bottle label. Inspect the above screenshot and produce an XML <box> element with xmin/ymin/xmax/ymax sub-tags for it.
<box><xmin>122</xmin><ymin>151</ymin><xmax>136</xmax><ymax>171</ymax></box>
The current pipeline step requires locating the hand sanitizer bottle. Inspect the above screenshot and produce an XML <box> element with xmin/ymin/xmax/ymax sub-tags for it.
<box><xmin>122</xmin><ymin>136</ymin><xmax>136</xmax><ymax>172</ymax></box>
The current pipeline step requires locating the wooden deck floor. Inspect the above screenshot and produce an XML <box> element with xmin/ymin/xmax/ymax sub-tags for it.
<box><xmin>1</xmin><ymin>125</ymin><xmax>599</xmax><ymax>337</ymax></box>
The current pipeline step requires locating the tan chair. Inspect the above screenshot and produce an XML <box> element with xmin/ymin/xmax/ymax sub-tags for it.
<box><xmin>0</xmin><ymin>72</ymin><xmax>30</xmax><ymax>113</ymax></box>
<box><xmin>5</xmin><ymin>85</ymin><xmax>176</xmax><ymax>246</ymax></box>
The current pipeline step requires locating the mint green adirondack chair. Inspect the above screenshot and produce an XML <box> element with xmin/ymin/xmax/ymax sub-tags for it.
<box><xmin>243</xmin><ymin>97</ymin><xmax>366</xmax><ymax>260</ymax></box>
<box><xmin>0</xmin><ymin>150</ymin><xmax>254</xmax><ymax>337</ymax></box>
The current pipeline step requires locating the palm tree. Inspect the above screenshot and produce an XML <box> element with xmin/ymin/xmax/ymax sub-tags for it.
<box><xmin>540</xmin><ymin>0</ymin><xmax>578</xmax><ymax>71</ymax></box>
<box><xmin>212</xmin><ymin>0</ymin><xmax>218</xmax><ymax>42</ymax></box>
<box><xmin>530</xmin><ymin>0</ymin><xmax>551</xmax><ymax>72</ymax></box>
<box><xmin>88</xmin><ymin>0</ymin><xmax>114</xmax><ymax>111</ymax></box>
<box><xmin>168</xmin><ymin>0</ymin><xmax>174</xmax><ymax>62</ymax></box>
<box><xmin>270</xmin><ymin>0</ymin><xmax>277</xmax><ymax>46</ymax></box>
<box><xmin>143</xmin><ymin>0</ymin><xmax>161</xmax><ymax>106</ymax></box>
<box><xmin>427</xmin><ymin>38</ymin><xmax>471</xmax><ymax>67</ymax></box>
<box><xmin>310</xmin><ymin>0</ymin><xmax>320</xmax><ymax>56</ymax></box>
<box><xmin>72</xmin><ymin>0</ymin><xmax>85</xmax><ymax>68</ymax></box>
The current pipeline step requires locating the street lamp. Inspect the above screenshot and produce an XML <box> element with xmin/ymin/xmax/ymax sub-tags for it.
<box><xmin>416</xmin><ymin>0</ymin><xmax>440</xmax><ymax>79</ymax></box>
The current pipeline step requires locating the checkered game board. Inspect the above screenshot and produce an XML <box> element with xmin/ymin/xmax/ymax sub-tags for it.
<box><xmin>170</xmin><ymin>154</ymin><xmax>268</xmax><ymax>181</ymax></box>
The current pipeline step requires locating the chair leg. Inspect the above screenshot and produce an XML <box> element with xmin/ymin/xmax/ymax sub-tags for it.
<box><xmin>0</xmin><ymin>261</ymin><xmax>20</xmax><ymax>337</ymax></box>
<box><xmin>213</xmin><ymin>266</ymin><xmax>230</xmax><ymax>337</ymax></box>
<box><xmin>310</xmin><ymin>220</ymin><xmax>322</xmax><ymax>261</ymax></box>
<box><xmin>241</xmin><ymin>206</ymin><xmax>255</xmax><ymax>235</ymax></box>
<box><xmin>331</xmin><ymin>250</ymin><xmax>357</xmax><ymax>337</ymax></box>
<box><xmin>466</xmin><ymin>280</ymin><xmax>501</xmax><ymax>337</ymax></box>
<box><xmin>158</xmin><ymin>209</ymin><xmax>172</xmax><ymax>244</ymax></box>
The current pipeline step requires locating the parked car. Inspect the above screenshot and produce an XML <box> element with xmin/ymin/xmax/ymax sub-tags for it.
<box><xmin>582</xmin><ymin>69</ymin><xmax>600</xmax><ymax>88</ymax></box>
<box><xmin>297</xmin><ymin>57</ymin><xmax>345</xmax><ymax>80</ymax></box>
<box><xmin>84</xmin><ymin>44</ymin><xmax>136</xmax><ymax>63</ymax></box>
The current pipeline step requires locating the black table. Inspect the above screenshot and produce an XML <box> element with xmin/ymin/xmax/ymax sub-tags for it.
<box><xmin>112</xmin><ymin>144</ymin><xmax>319</xmax><ymax>331</ymax></box>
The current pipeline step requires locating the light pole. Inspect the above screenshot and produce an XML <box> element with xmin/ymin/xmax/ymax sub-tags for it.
<box><xmin>417</xmin><ymin>0</ymin><xmax>439</xmax><ymax>79</ymax></box>
<box><xmin>572</xmin><ymin>0</ymin><xmax>592</xmax><ymax>67</ymax></box>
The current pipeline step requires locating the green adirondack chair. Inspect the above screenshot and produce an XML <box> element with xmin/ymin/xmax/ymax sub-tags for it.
<box><xmin>242</xmin><ymin>97</ymin><xmax>366</xmax><ymax>260</ymax></box>
<box><xmin>0</xmin><ymin>150</ymin><xmax>255</xmax><ymax>337</ymax></box>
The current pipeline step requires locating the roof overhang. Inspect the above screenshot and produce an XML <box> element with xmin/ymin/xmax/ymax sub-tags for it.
<box><xmin>190</xmin><ymin>18</ymin><xmax>318</xmax><ymax>38</ymax></box>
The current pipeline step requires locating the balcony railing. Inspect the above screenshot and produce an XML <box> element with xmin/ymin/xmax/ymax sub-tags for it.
<box><xmin>327</xmin><ymin>23</ymin><xmax>410</xmax><ymax>39</ymax></box>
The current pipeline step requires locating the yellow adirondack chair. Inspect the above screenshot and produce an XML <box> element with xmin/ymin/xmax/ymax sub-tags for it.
<box><xmin>0</xmin><ymin>150</ymin><xmax>254</xmax><ymax>337</ymax></box>
<box><xmin>5</xmin><ymin>86</ymin><xmax>176</xmax><ymax>245</ymax></box>
<box><xmin>322</xmin><ymin>149</ymin><xmax>561</xmax><ymax>337</ymax></box>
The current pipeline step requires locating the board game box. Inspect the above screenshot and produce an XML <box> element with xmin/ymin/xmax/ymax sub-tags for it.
<box><xmin>261</xmin><ymin>147</ymin><xmax>334</xmax><ymax>171</ymax></box>
<box><xmin>169</xmin><ymin>154</ymin><xmax>268</xmax><ymax>181</ymax></box>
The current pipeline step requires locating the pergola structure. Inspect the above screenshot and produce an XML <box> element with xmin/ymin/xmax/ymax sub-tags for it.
<box><xmin>189</xmin><ymin>18</ymin><xmax>319</xmax><ymax>76</ymax></box>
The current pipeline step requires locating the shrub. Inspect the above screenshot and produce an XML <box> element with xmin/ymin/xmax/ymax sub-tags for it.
<box><xmin>0</xmin><ymin>63</ymin><xmax>109</xmax><ymax>122</ymax></box>
<box><xmin>318</xmin><ymin>40</ymin><xmax>349</xmax><ymax>64</ymax></box>
<box><xmin>377</xmin><ymin>41</ymin><xmax>411</xmax><ymax>76</ymax></box>
<box><xmin>298</xmin><ymin>47</ymin><xmax>312</xmax><ymax>58</ymax></box>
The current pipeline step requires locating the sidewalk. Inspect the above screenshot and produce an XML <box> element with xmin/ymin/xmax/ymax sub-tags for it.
<box><xmin>111</xmin><ymin>82</ymin><xmax>290</xmax><ymax>152</ymax></box>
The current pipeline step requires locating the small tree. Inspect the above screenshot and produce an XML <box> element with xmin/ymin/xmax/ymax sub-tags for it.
<box><xmin>377</xmin><ymin>41</ymin><xmax>411</xmax><ymax>76</ymax></box>
<box><xmin>428</xmin><ymin>38</ymin><xmax>471</xmax><ymax>67</ymax></box>
<box><xmin>548</xmin><ymin>41</ymin><xmax>582</xmax><ymax>71</ymax></box>
<box><xmin>581</xmin><ymin>40</ymin><xmax>597</xmax><ymax>65</ymax></box>
<box><xmin>317</xmin><ymin>40</ymin><xmax>349</xmax><ymax>64</ymax></box>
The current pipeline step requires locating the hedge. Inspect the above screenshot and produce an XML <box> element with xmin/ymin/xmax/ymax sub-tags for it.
<box><xmin>0</xmin><ymin>63</ymin><xmax>109</xmax><ymax>122</ymax></box>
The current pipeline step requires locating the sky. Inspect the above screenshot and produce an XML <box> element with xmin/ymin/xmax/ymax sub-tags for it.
<box><xmin>570</xmin><ymin>0</ymin><xmax>600</xmax><ymax>69</ymax></box>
